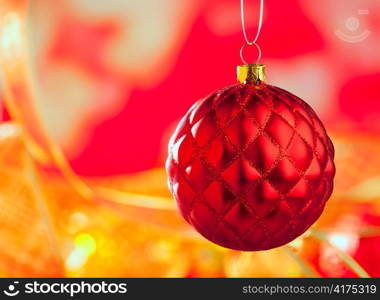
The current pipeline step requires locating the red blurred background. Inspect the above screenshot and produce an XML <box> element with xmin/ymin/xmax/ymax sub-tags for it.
<box><xmin>51</xmin><ymin>0</ymin><xmax>380</xmax><ymax>176</ymax></box>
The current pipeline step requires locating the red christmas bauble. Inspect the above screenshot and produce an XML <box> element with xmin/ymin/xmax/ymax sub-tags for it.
<box><xmin>166</xmin><ymin>82</ymin><xmax>335</xmax><ymax>251</ymax></box>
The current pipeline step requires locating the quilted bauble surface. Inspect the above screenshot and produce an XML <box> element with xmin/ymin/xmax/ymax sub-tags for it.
<box><xmin>166</xmin><ymin>83</ymin><xmax>335</xmax><ymax>251</ymax></box>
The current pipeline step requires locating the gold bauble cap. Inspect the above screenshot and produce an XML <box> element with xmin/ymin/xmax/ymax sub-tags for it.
<box><xmin>237</xmin><ymin>64</ymin><xmax>266</xmax><ymax>84</ymax></box>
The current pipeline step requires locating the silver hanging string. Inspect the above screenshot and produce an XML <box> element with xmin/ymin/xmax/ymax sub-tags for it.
<box><xmin>240</xmin><ymin>0</ymin><xmax>264</xmax><ymax>64</ymax></box>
